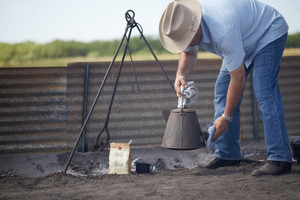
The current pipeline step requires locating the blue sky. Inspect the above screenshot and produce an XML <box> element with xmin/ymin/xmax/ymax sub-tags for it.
<box><xmin>0</xmin><ymin>0</ymin><xmax>299</xmax><ymax>44</ymax></box>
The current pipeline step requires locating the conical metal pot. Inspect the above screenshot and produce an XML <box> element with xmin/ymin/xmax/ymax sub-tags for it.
<box><xmin>161</xmin><ymin>109</ymin><xmax>204</xmax><ymax>149</ymax></box>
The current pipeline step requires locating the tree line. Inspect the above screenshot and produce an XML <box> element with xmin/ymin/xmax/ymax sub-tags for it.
<box><xmin>0</xmin><ymin>36</ymin><xmax>168</xmax><ymax>65</ymax></box>
<box><xmin>0</xmin><ymin>33</ymin><xmax>299</xmax><ymax>65</ymax></box>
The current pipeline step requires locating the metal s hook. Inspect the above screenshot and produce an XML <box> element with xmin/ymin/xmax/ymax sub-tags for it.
<box><xmin>131</xmin><ymin>62</ymin><xmax>139</xmax><ymax>94</ymax></box>
<box><xmin>137</xmin><ymin>23</ymin><xmax>144</xmax><ymax>39</ymax></box>
<box><xmin>125</xmin><ymin>35</ymin><xmax>140</xmax><ymax>94</ymax></box>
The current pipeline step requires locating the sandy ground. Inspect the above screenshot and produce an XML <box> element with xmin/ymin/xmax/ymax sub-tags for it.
<box><xmin>1</xmin><ymin>140</ymin><xmax>300</xmax><ymax>200</ymax></box>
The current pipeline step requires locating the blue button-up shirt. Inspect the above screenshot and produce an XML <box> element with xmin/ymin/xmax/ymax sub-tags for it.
<box><xmin>186</xmin><ymin>0</ymin><xmax>288</xmax><ymax>72</ymax></box>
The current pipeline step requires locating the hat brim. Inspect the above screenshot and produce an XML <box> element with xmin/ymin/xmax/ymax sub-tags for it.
<box><xmin>159</xmin><ymin>0</ymin><xmax>202</xmax><ymax>53</ymax></box>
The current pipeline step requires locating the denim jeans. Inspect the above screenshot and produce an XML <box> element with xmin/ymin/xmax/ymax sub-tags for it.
<box><xmin>213</xmin><ymin>33</ymin><xmax>292</xmax><ymax>163</ymax></box>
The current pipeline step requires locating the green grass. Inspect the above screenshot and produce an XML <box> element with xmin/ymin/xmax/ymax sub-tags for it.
<box><xmin>1</xmin><ymin>48</ymin><xmax>299</xmax><ymax>68</ymax></box>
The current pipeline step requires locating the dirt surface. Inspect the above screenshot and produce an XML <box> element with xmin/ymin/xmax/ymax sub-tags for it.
<box><xmin>1</xmin><ymin>140</ymin><xmax>300</xmax><ymax>200</ymax></box>
<box><xmin>1</xmin><ymin>164</ymin><xmax>300</xmax><ymax>200</ymax></box>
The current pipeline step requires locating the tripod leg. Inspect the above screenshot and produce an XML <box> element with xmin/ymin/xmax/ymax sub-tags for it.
<box><xmin>94</xmin><ymin>26</ymin><xmax>135</xmax><ymax>150</ymax></box>
<box><xmin>63</xmin><ymin>26</ymin><xmax>130</xmax><ymax>173</ymax></box>
<box><xmin>136</xmin><ymin>26</ymin><xmax>176</xmax><ymax>94</ymax></box>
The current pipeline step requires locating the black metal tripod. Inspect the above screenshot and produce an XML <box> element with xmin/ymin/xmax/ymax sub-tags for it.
<box><xmin>63</xmin><ymin>10</ymin><xmax>175</xmax><ymax>173</ymax></box>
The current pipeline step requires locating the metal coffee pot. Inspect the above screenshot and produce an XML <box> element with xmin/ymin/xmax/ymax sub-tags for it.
<box><xmin>161</xmin><ymin>109</ymin><xmax>204</xmax><ymax>149</ymax></box>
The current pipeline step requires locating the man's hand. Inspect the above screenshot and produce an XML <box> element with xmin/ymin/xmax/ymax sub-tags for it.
<box><xmin>212</xmin><ymin>116</ymin><xmax>229</xmax><ymax>141</ymax></box>
<box><xmin>174</xmin><ymin>74</ymin><xmax>187</xmax><ymax>97</ymax></box>
<box><xmin>175</xmin><ymin>47</ymin><xmax>198</xmax><ymax>97</ymax></box>
<box><xmin>212</xmin><ymin>63</ymin><xmax>246</xmax><ymax>141</ymax></box>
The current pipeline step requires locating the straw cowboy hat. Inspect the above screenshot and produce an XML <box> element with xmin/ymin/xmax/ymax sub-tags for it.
<box><xmin>159</xmin><ymin>0</ymin><xmax>202</xmax><ymax>53</ymax></box>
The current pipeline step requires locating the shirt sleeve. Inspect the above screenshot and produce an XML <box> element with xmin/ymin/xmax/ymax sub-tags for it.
<box><xmin>184</xmin><ymin>45</ymin><xmax>197</xmax><ymax>52</ymax></box>
<box><xmin>219</xmin><ymin>28</ymin><xmax>245</xmax><ymax>72</ymax></box>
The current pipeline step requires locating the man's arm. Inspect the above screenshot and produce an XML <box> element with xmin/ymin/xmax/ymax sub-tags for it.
<box><xmin>175</xmin><ymin>47</ymin><xmax>198</xmax><ymax>97</ymax></box>
<box><xmin>212</xmin><ymin>63</ymin><xmax>246</xmax><ymax>141</ymax></box>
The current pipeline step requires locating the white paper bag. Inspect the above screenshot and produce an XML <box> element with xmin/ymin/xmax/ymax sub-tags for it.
<box><xmin>109</xmin><ymin>143</ymin><xmax>132</xmax><ymax>174</ymax></box>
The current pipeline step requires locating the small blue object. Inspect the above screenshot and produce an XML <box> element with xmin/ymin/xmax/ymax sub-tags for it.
<box><xmin>206</xmin><ymin>124</ymin><xmax>216</xmax><ymax>151</ymax></box>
